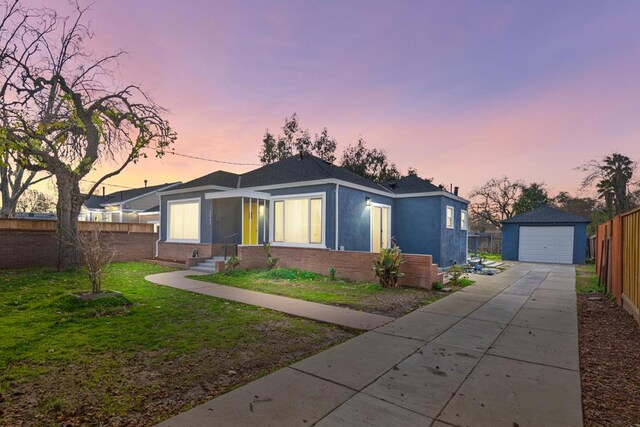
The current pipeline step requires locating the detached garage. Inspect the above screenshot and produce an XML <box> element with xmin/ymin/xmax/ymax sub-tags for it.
<box><xmin>502</xmin><ymin>205</ymin><xmax>590</xmax><ymax>265</ymax></box>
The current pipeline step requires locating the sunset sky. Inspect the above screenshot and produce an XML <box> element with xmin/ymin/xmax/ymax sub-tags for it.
<box><xmin>40</xmin><ymin>0</ymin><xmax>640</xmax><ymax>198</ymax></box>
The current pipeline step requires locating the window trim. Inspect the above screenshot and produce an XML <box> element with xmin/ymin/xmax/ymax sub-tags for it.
<box><xmin>461</xmin><ymin>209</ymin><xmax>468</xmax><ymax>231</ymax></box>
<box><xmin>166</xmin><ymin>197</ymin><xmax>201</xmax><ymax>243</ymax></box>
<box><xmin>446</xmin><ymin>205</ymin><xmax>455</xmax><ymax>229</ymax></box>
<box><xmin>269</xmin><ymin>192</ymin><xmax>326</xmax><ymax>248</ymax></box>
<box><xmin>370</xmin><ymin>202</ymin><xmax>392</xmax><ymax>252</ymax></box>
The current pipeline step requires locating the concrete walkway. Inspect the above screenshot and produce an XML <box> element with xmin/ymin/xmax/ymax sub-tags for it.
<box><xmin>145</xmin><ymin>270</ymin><xmax>394</xmax><ymax>330</ymax></box>
<box><xmin>156</xmin><ymin>263</ymin><xmax>583</xmax><ymax>427</ymax></box>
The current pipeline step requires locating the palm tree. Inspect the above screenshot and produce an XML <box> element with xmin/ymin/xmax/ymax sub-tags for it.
<box><xmin>601</xmin><ymin>153</ymin><xmax>634</xmax><ymax>214</ymax></box>
<box><xmin>580</xmin><ymin>152</ymin><xmax>635</xmax><ymax>216</ymax></box>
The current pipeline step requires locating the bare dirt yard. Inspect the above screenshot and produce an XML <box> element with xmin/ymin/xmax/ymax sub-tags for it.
<box><xmin>576</xmin><ymin>266</ymin><xmax>640</xmax><ymax>426</ymax></box>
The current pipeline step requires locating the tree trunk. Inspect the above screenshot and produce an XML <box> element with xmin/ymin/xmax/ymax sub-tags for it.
<box><xmin>56</xmin><ymin>172</ymin><xmax>83</xmax><ymax>271</ymax></box>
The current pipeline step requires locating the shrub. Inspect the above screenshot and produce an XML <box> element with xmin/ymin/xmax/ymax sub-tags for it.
<box><xmin>432</xmin><ymin>281</ymin><xmax>443</xmax><ymax>291</ymax></box>
<box><xmin>458</xmin><ymin>278</ymin><xmax>474</xmax><ymax>287</ymax></box>
<box><xmin>372</xmin><ymin>245</ymin><xmax>405</xmax><ymax>288</ymax></box>
<box><xmin>224</xmin><ymin>256</ymin><xmax>240</xmax><ymax>275</ymax></box>
<box><xmin>328</xmin><ymin>268</ymin><xmax>336</xmax><ymax>281</ymax></box>
<box><xmin>74</xmin><ymin>226</ymin><xmax>115</xmax><ymax>295</ymax></box>
<box><xmin>263</xmin><ymin>243</ymin><xmax>278</xmax><ymax>270</ymax></box>
<box><xmin>445</xmin><ymin>264</ymin><xmax>468</xmax><ymax>287</ymax></box>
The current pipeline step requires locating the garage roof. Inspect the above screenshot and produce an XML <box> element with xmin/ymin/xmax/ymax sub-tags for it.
<box><xmin>502</xmin><ymin>205</ymin><xmax>590</xmax><ymax>224</ymax></box>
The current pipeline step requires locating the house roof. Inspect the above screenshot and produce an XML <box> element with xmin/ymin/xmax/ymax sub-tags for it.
<box><xmin>84</xmin><ymin>182</ymin><xmax>179</xmax><ymax>208</ymax></box>
<box><xmin>144</xmin><ymin>205</ymin><xmax>159</xmax><ymax>213</ymax></box>
<box><xmin>381</xmin><ymin>174</ymin><xmax>441</xmax><ymax>194</ymax></box>
<box><xmin>169</xmin><ymin>170</ymin><xmax>240</xmax><ymax>192</ymax></box>
<box><xmin>239</xmin><ymin>154</ymin><xmax>392</xmax><ymax>193</ymax></box>
<box><xmin>502</xmin><ymin>205</ymin><xmax>590</xmax><ymax>224</ymax></box>
<box><xmin>83</xmin><ymin>194</ymin><xmax>109</xmax><ymax>209</ymax></box>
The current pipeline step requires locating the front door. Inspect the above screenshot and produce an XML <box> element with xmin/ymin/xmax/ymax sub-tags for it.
<box><xmin>371</xmin><ymin>205</ymin><xmax>391</xmax><ymax>252</ymax></box>
<box><xmin>242</xmin><ymin>199</ymin><xmax>259</xmax><ymax>245</ymax></box>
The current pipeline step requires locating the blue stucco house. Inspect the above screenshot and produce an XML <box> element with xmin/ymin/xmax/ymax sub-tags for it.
<box><xmin>157</xmin><ymin>154</ymin><xmax>469</xmax><ymax>267</ymax></box>
<box><xmin>502</xmin><ymin>205</ymin><xmax>589</xmax><ymax>264</ymax></box>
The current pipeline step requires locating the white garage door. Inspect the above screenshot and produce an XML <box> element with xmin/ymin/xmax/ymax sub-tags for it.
<box><xmin>518</xmin><ymin>226</ymin><xmax>574</xmax><ymax>264</ymax></box>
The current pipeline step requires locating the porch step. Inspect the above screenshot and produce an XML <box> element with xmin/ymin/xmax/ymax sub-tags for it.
<box><xmin>190</xmin><ymin>257</ymin><xmax>226</xmax><ymax>274</ymax></box>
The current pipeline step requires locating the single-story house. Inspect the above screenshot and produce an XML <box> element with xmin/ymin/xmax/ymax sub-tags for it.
<box><xmin>157</xmin><ymin>154</ymin><xmax>469</xmax><ymax>268</ymax></box>
<box><xmin>502</xmin><ymin>205</ymin><xmax>589</xmax><ymax>264</ymax></box>
<box><xmin>80</xmin><ymin>182</ymin><xmax>180</xmax><ymax>229</ymax></box>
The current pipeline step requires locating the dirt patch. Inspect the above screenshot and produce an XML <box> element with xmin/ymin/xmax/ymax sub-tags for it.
<box><xmin>349</xmin><ymin>289</ymin><xmax>447</xmax><ymax>318</ymax></box>
<box><xmin>577</xmin><ymin>292</ymin><xmax>640</xmax><ymax>426</ymax></box>
<box><xmin>0</xmin><ymin>321</ymin><xmax>354</xmax><ymax>426</ymax></box>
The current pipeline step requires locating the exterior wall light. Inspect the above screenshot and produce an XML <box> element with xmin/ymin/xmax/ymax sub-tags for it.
<box><xmin>365</xmin><ymin>196</ymin><xmax>371</xmax><ymax>206</ymax></box>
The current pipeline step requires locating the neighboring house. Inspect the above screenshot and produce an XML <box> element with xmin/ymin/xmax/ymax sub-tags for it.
<box><xmin>79</xmin><ymin>182</ymin><xmax>181</xmax><ymax>229</ymax></box>
<box><xmin>158</xmin><ymin>154</ymin><xmax>468</xmax><ymax>267</ymax></box>
<box><xmin>502</xmin><ymin>205</ymin><xmax>589</xmax><ymax>264</ymax></box>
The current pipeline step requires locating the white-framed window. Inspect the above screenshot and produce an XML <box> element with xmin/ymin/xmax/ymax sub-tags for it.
<box><xmin>167</xmin><ymin>198</ymin><xmax>200</xmax><ymax>243</ymax></box>
<box><xmin>461</xmin><ymin>210</ymin><xmax>468</xmax><ymax>231</ymax></box>
<box><xmin>271</xmin><ymin>193</ymin><xmax>325</xmax><ymax>246</ymax></box>
<box><xmin>446</xmin><ymin>205</ymin><xmax>454</xmax><ymax>229</ymax></box>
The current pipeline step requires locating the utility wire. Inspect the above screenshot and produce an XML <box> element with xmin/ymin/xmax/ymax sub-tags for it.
<box><xmin>142</xmin><ymin>146</ymin><xmax>260</xmax><ymax>166</ymax></box>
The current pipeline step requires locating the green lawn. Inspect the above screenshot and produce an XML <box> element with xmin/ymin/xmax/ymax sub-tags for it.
<box><xmin>469</xmin><ymin>252</ymin><xmax>502</xmax><ymax>261</ymax></box>
<box><xmin>189</xmin><ymin>268</ymin><xmax>442</xmax><ymax>317</ymax></box>
<box><xmin>575</xmin><ymin>264</ymin><xmax>602</xmax><ymax>294</ymax></box>
<box><xmin>0</xmin><ymin>262</ymin><xmax>353</xmax><ymax>425</ymax></box>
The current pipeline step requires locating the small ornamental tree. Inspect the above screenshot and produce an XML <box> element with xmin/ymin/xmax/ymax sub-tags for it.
<box><xmin>75</xmin><ymin>226</ymin><xmax>115</xmax><ymax>295</ymax></box>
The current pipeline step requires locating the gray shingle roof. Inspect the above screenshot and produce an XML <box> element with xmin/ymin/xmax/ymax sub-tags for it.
<box><xmin>169</xmin><ymin>170</ymin><xmax>240</xmax><ymax>192</ymax></box>
<box><xmin>502</xmin><ymin>205</ymin><xmax>590</xmax><ymax>224</ymax></box>
<box><xmin>238</xmin><ymin>154</ymin><xmax>392</xmax><ymax>193</ymax></box>
<box><xmin>381</xmin><ymin>175</ymin><xmax>441</xmax><ymax>194</ymax></box>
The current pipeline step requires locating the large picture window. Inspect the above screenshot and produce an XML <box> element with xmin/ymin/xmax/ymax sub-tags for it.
<box><xmin>168</xmin><ymin>199</ymin><xmax>200</xmax><ymax>242</ymax></box>
<box><xmin>273</xmin><ymin>196</ymin><xmax>323</xmax><ymax>245</ymax></box>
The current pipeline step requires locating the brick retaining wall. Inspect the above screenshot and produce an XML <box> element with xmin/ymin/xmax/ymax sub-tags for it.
<box><xmin>157</xmin><ymin>242</ymin><xmax>237</xmax><ymax>263</ymax></box>
<box><xmin>237</xmin><ymin>246</ymin><xmax>441</xmax><ymax>289</ymax></box>
<box><xmin>0</xmin><ymin>219</ymin><xmax>157</xmax><ymax>270</ymax></box>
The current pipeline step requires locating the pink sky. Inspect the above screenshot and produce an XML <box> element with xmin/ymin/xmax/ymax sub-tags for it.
<box><xmin>37</xmin><ymin>0</ymin><xmax>640</xmax><ymax>198</ymax></box>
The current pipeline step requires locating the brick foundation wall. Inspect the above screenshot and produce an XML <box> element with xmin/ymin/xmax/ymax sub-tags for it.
<box><xmin>237</xmin><ymin>246</ymin><xmax>439</xmax><ymax>289</ymax></box>
<box><xmin>157</xmin><ymin>242</ymin><xmax>238</xmax><ymax>263</ymax></box>
<box><xmin>0</xmin><ymin>230</ymin><xmax>157</xmax><ymax>270</ymax></box>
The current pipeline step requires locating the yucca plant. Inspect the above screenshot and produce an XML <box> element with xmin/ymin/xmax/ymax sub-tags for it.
<box><xmin>373</xmin><ymin>245</ymin><xmax>405</xmax><ymax>288</ymax></box>
<box><xmin>445</xmin><ymin>264</ymin><xmax>467</xmax><ymax>287</ymax></box>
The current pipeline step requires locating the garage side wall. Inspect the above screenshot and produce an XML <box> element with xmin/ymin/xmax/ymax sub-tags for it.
<box><xmin>502</xmin><ymin>223</ymin><xmax>519</xmax><ymax>261</ymax></box>
<box><xmin>573</xmin><ymin>223</ymin><xmax>587</xmax><ymax>264</ymax></box>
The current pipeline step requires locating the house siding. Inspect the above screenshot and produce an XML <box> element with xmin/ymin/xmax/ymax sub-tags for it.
<box><xmin>394</xmin><ymin>195</ymin><xmax>467</xmax><ymax>266</ymax></box>
<box><xmin>337</xmin><ymin>185</ymin><xmax>394</xmax><ymax>252</ymax></box>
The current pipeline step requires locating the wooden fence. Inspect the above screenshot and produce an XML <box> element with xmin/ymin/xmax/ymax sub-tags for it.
<box><xmin>596</xmin><ymin>207</ymin><xmax>640</xmax><ymax>323</ymax></box>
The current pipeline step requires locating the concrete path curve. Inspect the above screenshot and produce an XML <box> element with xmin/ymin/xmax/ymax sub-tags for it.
<box><xmin>145</xmin><ymin>270</ymin><xmax>394</xmax><ymax>331</ymax></box>
<box><xmin>155</xmin><ymin>263</ymin><xmax>583</xmax><ymax>427</ymax></box>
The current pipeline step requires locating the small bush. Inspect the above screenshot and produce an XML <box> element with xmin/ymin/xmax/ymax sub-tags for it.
<box><xmin>445</xmin><ymin>264</ymin><xmax>468</xmax><ymax>287</ymax></box>
<box><xmin>373</xmin><ymin>245</ymin><xmax>405</xmax><ymax>288</ymax></box>
<box><xmin>432</xmin><ymin>281</ymin><xmax>443</xmax><ymax>291</ymax></box>
<box><xmin>224</xmin><ymin>256</ymin><xmax>240</xmax><ymax>275</ymax></box>
<box><xmin>458</xmin><ymin>278</ymin><xmax>474</xmax><ymax>287</ymax></box>
<box><xmin>328</xmin><ymin>268</ymin><xmax>336</xmax><ymax>281</ymax></box>
<box><xmin>263</xmin><ymin>243</ymin><xmax>279</xmax><ymax>270</ymax></box>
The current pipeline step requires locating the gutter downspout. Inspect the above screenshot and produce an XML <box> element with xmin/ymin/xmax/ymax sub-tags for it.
<box><xmin>155</xmin><ymin>193</ymin><xmax>161</xmax><ymax>258</ymax></box>
<box><xmin>335</xmin><ymin>183</ymin><xmax>339</xmax><ymax>250</ymax></box>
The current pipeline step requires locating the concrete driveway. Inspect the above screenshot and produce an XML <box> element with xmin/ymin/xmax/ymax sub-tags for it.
<box><xmin>157</xmin><ymin>262</ymin><xmax>582</xmax><ymax>427</ymax></box>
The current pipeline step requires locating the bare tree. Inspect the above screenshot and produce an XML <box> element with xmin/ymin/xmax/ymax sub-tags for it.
<box><xmin>0</xmin><ymin>153</ymin><xmax>50</xmax><ymax>216</ymax></box>
<box><xmin>75</xmin><ymin>225</ymin><xmax>115</xmax><ymax>295</ymax></box>
<box><xmin>469</xmin><ymin>176</ymin><xmax>523</xmax><ymax>229</ymax></box>
<box><xmin>0</xmin><ymin>2</ymin><xmax>175</xmax><ymax>270</ymax></box>
<box><xmin>16</xmin><ymin>188</ymin><xmax>53</xmax><ymax>213</ymax></box>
